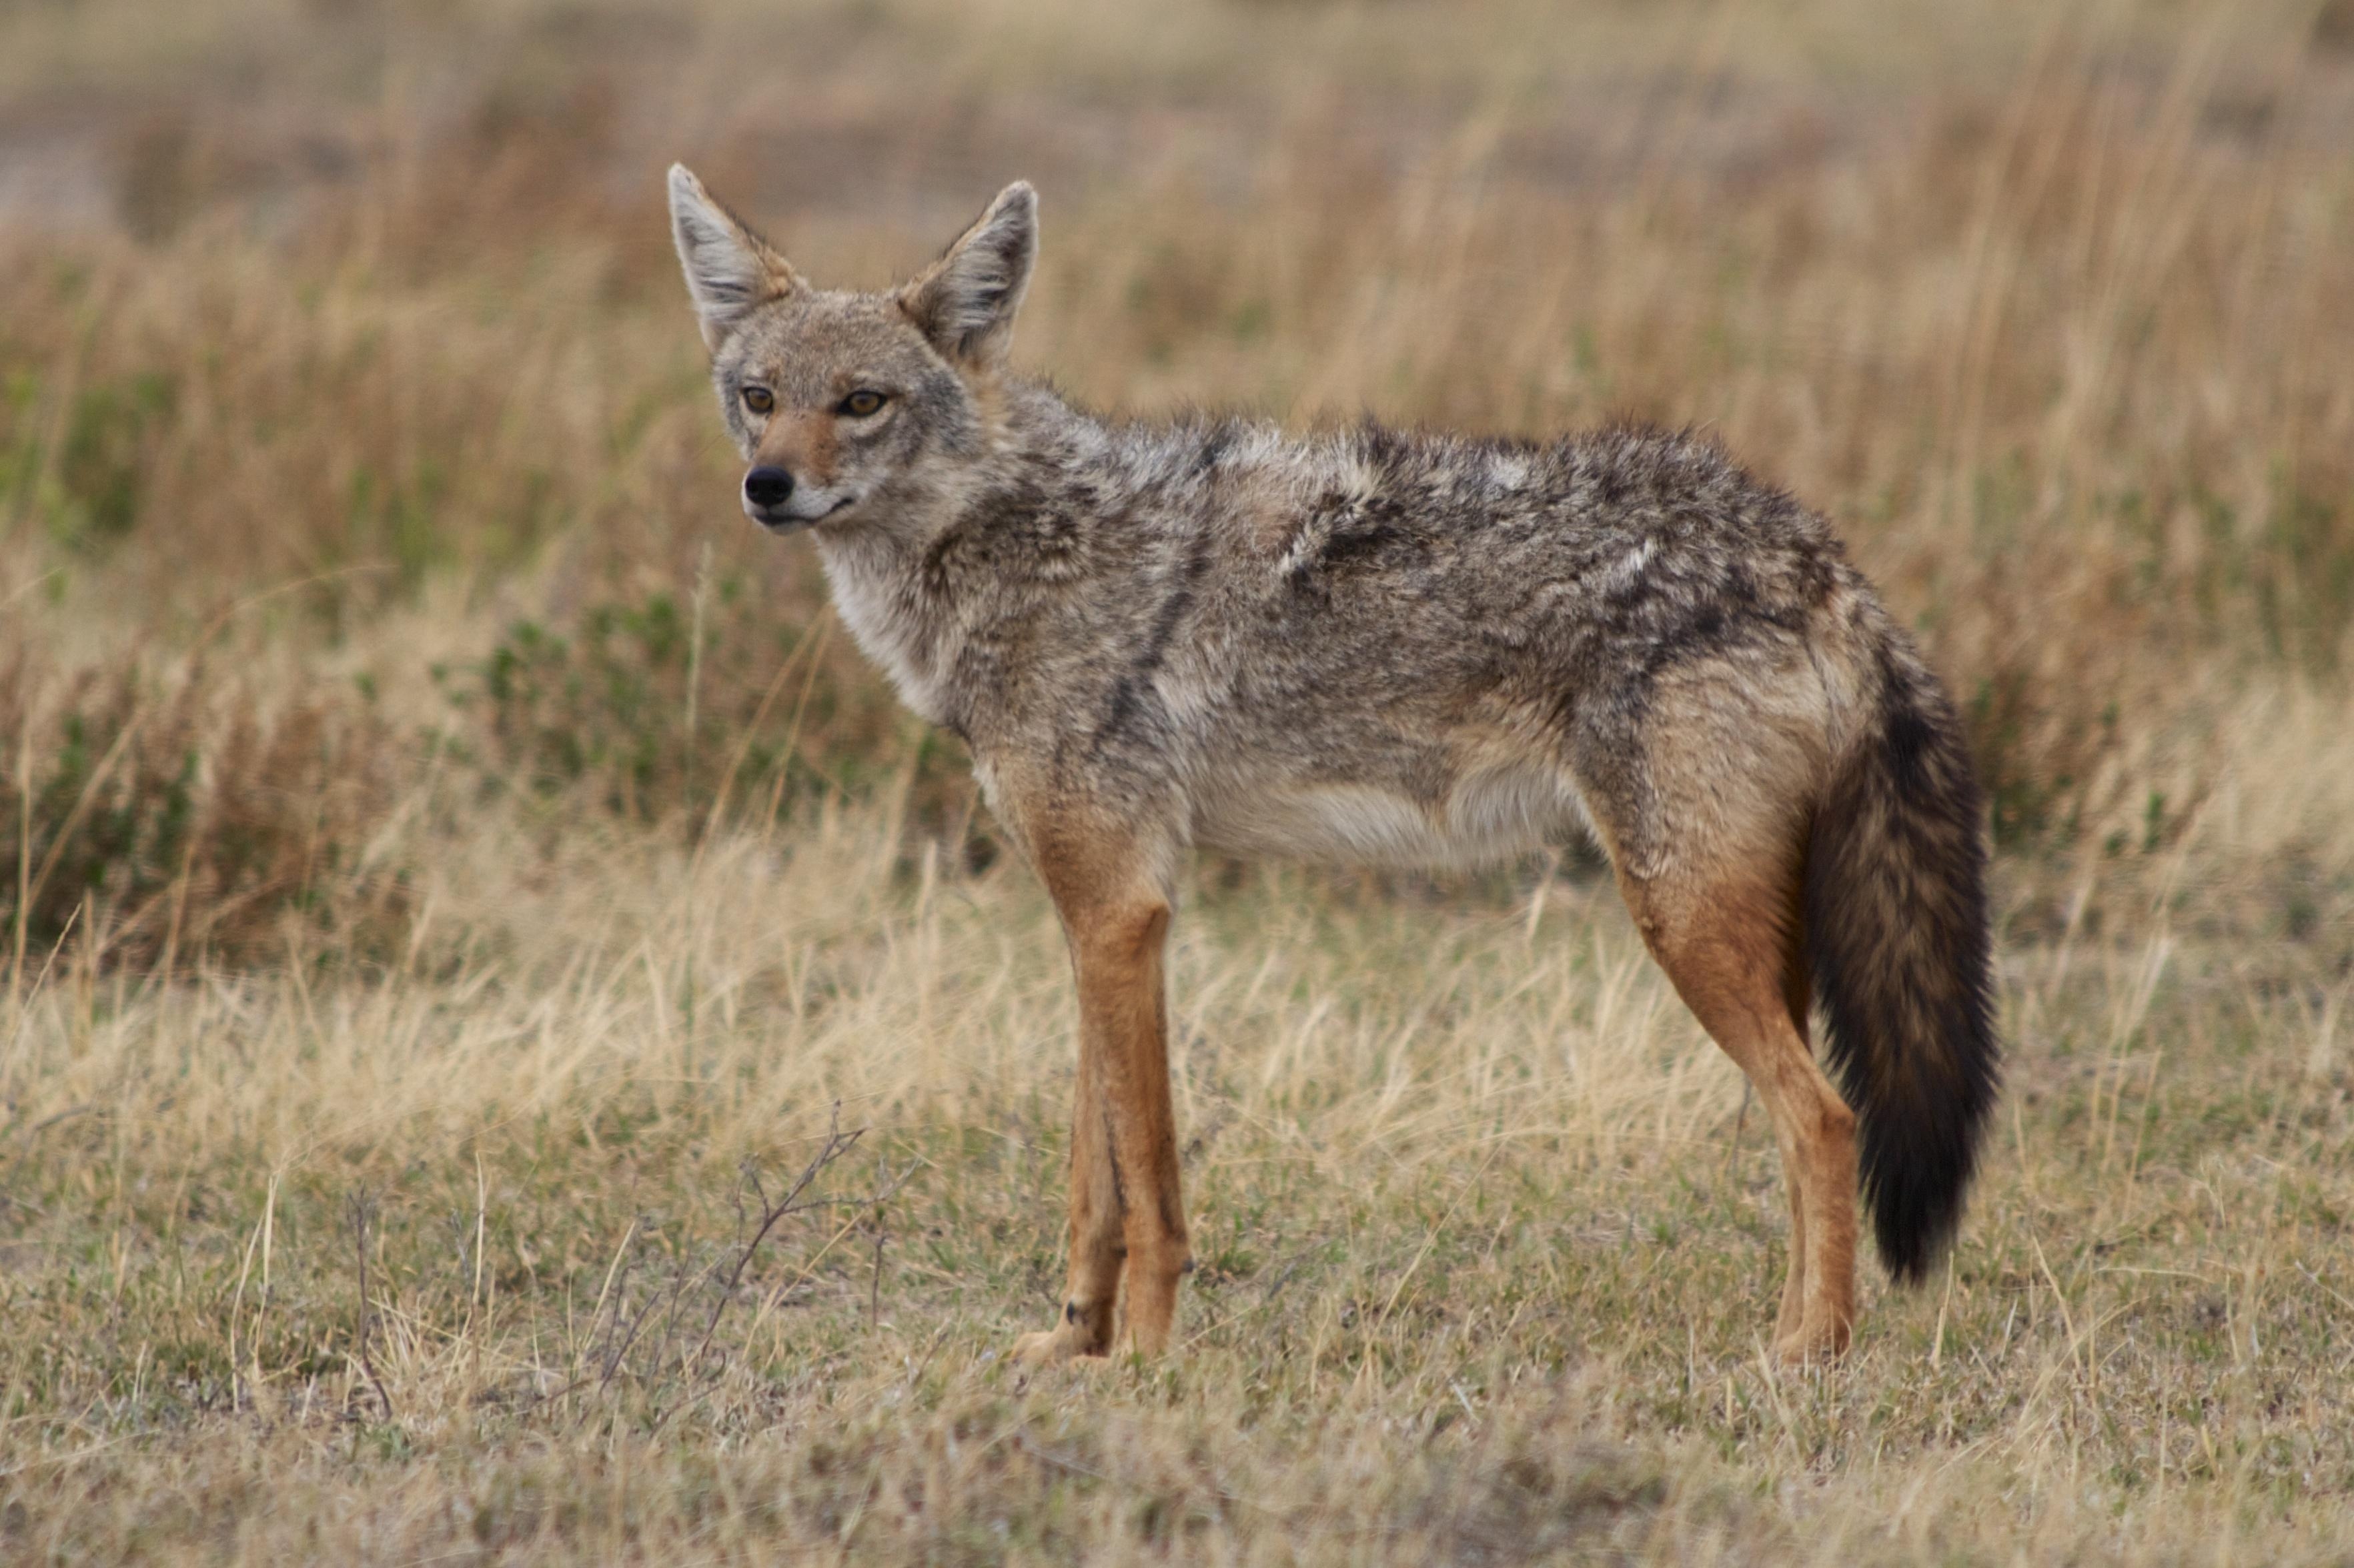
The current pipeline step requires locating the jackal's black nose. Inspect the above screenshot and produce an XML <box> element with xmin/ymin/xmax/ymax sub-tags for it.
<box><xmin>742</xmin><ymin>467</ymin><xmax>795</xmax><ymax>509</ymax></box>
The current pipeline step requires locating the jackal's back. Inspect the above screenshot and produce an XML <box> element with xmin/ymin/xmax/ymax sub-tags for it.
<box><xmin>911</xmin><ymin>402</ymin><xmax>1854</xmax><ymax>865</ymax></box>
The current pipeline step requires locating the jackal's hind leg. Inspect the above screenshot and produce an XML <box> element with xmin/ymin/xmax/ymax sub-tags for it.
<box><xmin>1771</xmin><ymin>949</ymin><xmax>1815</xmax><ymax>1349</ymax></box>
<box><xmin>1773</xmin><ymin>1158</ymin><xmax>1810</xmax><ymax>1349</ymax></box>
<box><xmin>1621</xmin><ymin>868</ymin><xmax>1857</xmax><ymax>1364</ymax></box>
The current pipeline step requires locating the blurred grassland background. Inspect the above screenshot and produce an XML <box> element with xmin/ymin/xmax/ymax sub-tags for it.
<box><xmin>4</xmin><ymin>0</ymin><xmax>2354</xmax><ymax>1561</ymax></box>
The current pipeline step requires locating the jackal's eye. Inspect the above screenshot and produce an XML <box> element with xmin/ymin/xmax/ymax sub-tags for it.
<box><xmin>838</xmin><ymin>389</ymin><xmax>888</xmax><ymax>418</ymax></box>
<box><xmin>740</xmin><ymin>386</ymin><xmax>774</xmax><ymax>415</ymax></box>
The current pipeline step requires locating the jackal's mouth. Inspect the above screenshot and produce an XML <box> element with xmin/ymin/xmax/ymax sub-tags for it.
<box><xmin>746</xmin><ymin>493</ymin><xmax>856</xmax><ymax>533</ymax></box>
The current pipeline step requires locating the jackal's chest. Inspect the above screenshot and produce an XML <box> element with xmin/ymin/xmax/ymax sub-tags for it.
<box><xmin>1189</xmin><ymin>762</ymin><xmax>1594</xmax><ymax>870</ymax></box>
<box><xmin>817</xmin><ymin>542</ymin><xmax>962</xmax><ymax>728</ymax></box>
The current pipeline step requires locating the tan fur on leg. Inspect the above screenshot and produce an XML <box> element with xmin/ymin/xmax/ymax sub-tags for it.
<box><xmin>1007</xmin><ymin>806</ymin><xmax>1190</xmax><ymax>1367</ymax></box>
<box><xmin>1011</xmin><ymin>1029</ymin><xmax>1125</xmax><ymax>1367</ymax></box>
<box><xmin>1772</xmin><ymin>933</ymin><xmax>1815</xmax><ymax>1346</ymax></box>
<box><xmin>1083</xmin><ymin>901</ymin><xmax>1189</xmax><ymax>1354</ymax></box>
<box><xmin>1773</xmin><ymin>1148</ymin><xmax>1810</xmax><ymax>1347</ymax></box>
<box><xmin>1622</xmin><ymin>870</ymin><xmax>1857</xmax><ymax>1363</ymax></box>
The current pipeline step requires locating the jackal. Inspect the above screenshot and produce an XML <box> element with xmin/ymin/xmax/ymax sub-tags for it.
<box><xmin>666</xmin><ymin>167</ymin><xmax>1999</xmax><ymax>1366</ymax></box>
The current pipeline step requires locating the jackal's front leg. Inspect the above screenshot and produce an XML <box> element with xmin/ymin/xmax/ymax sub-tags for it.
<box><xmin>1012</xmin><ymin>862</ymin><xmax>1189</xmax><ymax>1368</ymax></box>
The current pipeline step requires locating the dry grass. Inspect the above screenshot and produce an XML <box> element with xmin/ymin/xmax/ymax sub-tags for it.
<box><xmin>10</xmin><ymin>801</ymin><xmax>2354</xmax><ymax>1561</ymax></box>
<box><xmin>4</xmin><ymin>0</ymin><xmax>2354</xmax><ymax>1561</ymax></box>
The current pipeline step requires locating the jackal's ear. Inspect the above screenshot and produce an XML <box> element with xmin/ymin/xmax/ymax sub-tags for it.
<box><xmin>899</xmin><ymin>181</ymin><xmax>1037</xmax><ymax>369</ymax></box>
<box><xmin>667</xmin><ymin>164</ymin><xmax>800</xmax><ymax>351</ymax></box>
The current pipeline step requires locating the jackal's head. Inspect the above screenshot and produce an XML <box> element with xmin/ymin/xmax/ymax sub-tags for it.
<box><xmin>666</xmin><ymin>164</ymin><xmax>1036</xmax><ymax>535</ymax></box>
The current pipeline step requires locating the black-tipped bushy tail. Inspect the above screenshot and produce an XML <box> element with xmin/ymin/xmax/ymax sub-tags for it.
<box><xmin>1804</xmin><ymin>647</ymin><xmax>2001</xmax><ymax>1284</ymax></box>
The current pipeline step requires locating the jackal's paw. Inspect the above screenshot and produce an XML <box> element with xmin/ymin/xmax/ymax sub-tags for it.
<box><xmin>1770</xmin><ymin>1322</ymin><xmax>1852</xmax><ymax>1368</ymax></box>
<box><xmin>1011</xmin><ymin>1321</ymin><xmax>1109</xmax><ymax>1371</ymax></box>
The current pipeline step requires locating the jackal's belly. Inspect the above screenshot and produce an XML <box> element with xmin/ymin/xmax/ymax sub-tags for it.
<box><xmin>1189</xmin><ymin>762</ymin><xmax>1596</xmax><ymax>870</ymax></box>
